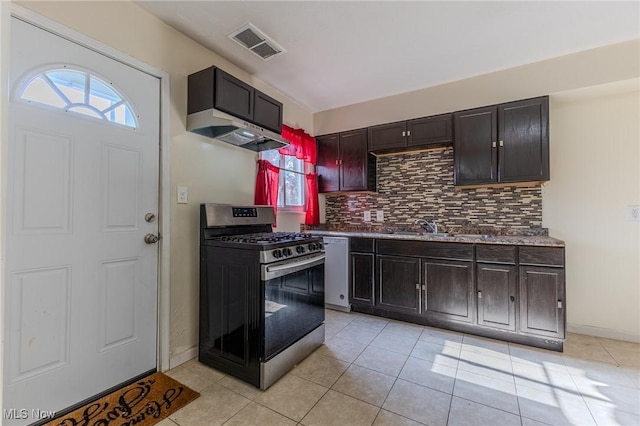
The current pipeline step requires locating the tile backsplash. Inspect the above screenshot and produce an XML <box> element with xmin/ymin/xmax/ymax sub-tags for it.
<box><xmin>324</xmin><ymin>147</ymin><xmax>542</xmax><ymax>230</ymax></box>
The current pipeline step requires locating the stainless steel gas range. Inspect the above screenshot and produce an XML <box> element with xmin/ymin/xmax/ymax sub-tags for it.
<box><xmin>199</xmin><ymin>204</ymin><xmax>325</xmax><ymax>389</ymax></box>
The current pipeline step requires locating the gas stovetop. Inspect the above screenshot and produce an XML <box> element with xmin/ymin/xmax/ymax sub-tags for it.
<box><xmin>213</xmin><ymin>232</ymin><xmax>317</xmax><ymax>246</ymax></box>
<box><xmin>207</xmin><ymin>231</ymin><xmax>324</xmax><ymax>264</ymax></box>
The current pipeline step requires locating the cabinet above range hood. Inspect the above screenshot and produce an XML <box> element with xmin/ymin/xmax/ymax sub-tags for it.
<box><xmin>187</xmin><ymin>66</ymin><xmax>287</xmax><ymax>152</ymax></box>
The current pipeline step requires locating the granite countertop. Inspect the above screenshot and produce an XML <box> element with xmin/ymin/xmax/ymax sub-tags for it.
<box><xmin>306</xmin><ymin>229</ymin><xmax>564</xmax><ymax>247</ymax></box>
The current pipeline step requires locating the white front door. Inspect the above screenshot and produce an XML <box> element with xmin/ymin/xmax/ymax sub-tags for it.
<box><xmin>4</xmin><ymin>17</ymin><xmax>160</xmax><ymax>424</ymax></box>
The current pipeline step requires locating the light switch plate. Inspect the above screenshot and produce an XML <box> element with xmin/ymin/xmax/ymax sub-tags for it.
<box><xmin>177</xmin><ymin>186</ymin><xmax>188</xmax><ymax>204</ymax></box>
<box><xmin>376</xmin><ymin>210</ymin><xmax>384</xmax><ymax>222</ymax></box>
<box><xmin>628</xmin><ymin>205</ymin><xmax>640</xmax><ymax>221</ymax></box>
<box><xmin>363</xmin><ymin>210</ymin><xmax>371</xmax><ymax>222</ymax></box>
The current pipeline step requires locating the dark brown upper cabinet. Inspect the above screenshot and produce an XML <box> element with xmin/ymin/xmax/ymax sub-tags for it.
<box><xmin>316</xmin><ymin>134</ymin><xmax>340</xmax><ymax>193</ymax></box>
<box><xmin>368</xmin><ymin>113</ymin><xmax>453</xmax><ymax>154</ymax></box>
<box><xmin>316</xmin><ymin>129</ymin><xmax>376</xmax><ymax>193</ymax></box>
<box><xmin>453</xmin><ymin>106</ymin><xmax>497</xmax><ymax>185</ymax></box>
<box><xmin>453</xmin><ymin>96</ymin><xmax>549</xmax><ymax>186</ymax></box>
<box><xmin>253</xmin><ymin>89</ymin><xmax>283</xmax><ymax>133</ymax></box>
<box><xmin>214</xmin><ymin>68</ymin><xmax>254</xmax><ymax>121</ymax></box>
<box><xmin>188</xmin><ymin>67</ymin><xmax>283</xmax><ymax>133</ymax></box>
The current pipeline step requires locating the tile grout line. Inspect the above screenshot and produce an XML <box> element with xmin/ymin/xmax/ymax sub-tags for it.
<box><xmin>288</xmin><ymin>315</ymin><xmax>387</xmax><ymax>425</ymax></box>
<box><xmin>507</xmin><ymin>343</ymin><xmax>524</xmax><ymax>419</ymax></box>
<box><xmin>444</xmin><ymin>334</ymin><xmax>464</xmax><ymax>426</ymax></box>
<box><xmin>372</xmin><ymin>326</ymin><xmax>424</xmax><ymax>424</ymax></box>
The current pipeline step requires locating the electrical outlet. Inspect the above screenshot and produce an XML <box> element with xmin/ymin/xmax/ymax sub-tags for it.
<box><xmin>177</xmin><ymin>186</ymin><xmax>188</xmax><ymax>204</ymax></box>
<box><xmin>363</xmin><ymin>210</ymin><xmax>371</xmax><ymax>222</ymax></box>
<box><xmin>376</xmin><ymin>210</ymin><xmax>384</xmax><ymax>222</ymax></box>
<box><xmin>628</xmin><ymin>205</ymin><xmax>640</xmax><ymax>221</ymax></box>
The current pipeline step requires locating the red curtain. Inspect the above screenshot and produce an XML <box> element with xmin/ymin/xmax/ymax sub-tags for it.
<box><xmin>254</xmin><ymin>159</ymin><xmax>280</xmax><ymax>221</ymax></box>
<box><xmin>279</xmin><ymin>125</ymin><xmax>317</xmax><ymax>164</ymax></box>
<box><xmin>305</xmin><ymin>173</ymin><xmax>320</xmax><ymax>225</ymax></box>
<box><xmin>279</xmin><ymin>124</ymin><xmax>319</xmax><ymax>225</ymax></box>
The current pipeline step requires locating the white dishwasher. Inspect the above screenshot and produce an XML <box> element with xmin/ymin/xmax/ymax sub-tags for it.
<box><xmin>323</xmin><ymin>237</ymin><xmax>350</xmax><ymax>311</ymax></box>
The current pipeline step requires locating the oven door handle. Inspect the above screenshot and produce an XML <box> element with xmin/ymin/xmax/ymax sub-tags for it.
<box><xmin>263</xmin><ymin>254</ymin><xmax>325</xmax><ymax>280</ymax></box>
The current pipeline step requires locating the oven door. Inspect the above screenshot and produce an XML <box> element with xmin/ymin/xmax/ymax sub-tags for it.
<box><xmin>262</xmin><ymin>253</ymin><xmax>325</xmax><ymax>361</ymax></box>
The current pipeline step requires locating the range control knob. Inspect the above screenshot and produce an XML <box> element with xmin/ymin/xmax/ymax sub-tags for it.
<box><xmin>283</xmin><ymin>248</ymin><xmax>293</xmax><ymax>257</ymax></box>
<box><xmin>272</xmin><ymin>249</ymin><xmax>283</xmax><ymax>259</ymax></box>
<box><xmin>317</xmin><ymin>242</ymin><xmax>324</xmax><ymax>250</ymax></box>
<box><xmin>308</xmin><ymin>243</ymin><xmax>317</xmax><ymax>251</ymax></box>
<box><xmin>296</xmin><ymin>246</ymin><xmax>306</xmax><ymax>254</ymax></box>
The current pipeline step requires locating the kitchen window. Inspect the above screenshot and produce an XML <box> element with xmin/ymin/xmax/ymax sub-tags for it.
<box><xmin>260</xmin><ymin>150</ymin><xmax>305</xmax><ymax>211</ymax></box>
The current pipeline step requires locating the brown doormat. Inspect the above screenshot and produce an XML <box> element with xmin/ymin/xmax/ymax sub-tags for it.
<box><xmin>42</xmin><ymin>372</ymin><xmax>199</xmax><ymax>426</ymax></box>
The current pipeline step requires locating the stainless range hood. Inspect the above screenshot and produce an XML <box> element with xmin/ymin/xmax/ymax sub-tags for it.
<box><xmin>187</xmin><ymin>108</ymin><xmax>288</xmax><ymax>152</ymax></box>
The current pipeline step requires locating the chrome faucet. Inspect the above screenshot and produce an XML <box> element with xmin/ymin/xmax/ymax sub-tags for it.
<box><xmin>414</xmin><ymin>218</ymin><xmax>438</xmax><ymax>234</ymax></box>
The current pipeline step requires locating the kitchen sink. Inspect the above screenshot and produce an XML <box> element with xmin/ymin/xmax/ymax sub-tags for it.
<box><xmin>392</xmin><ymin>231</ymin><xmax>453</xmax><ymax>237</ymax></box>
<box><xmin>454</xmin><ymin>234</ymin><xmax>492</xmax><ymax>239</ymax></box>
<box><xmin>389</xmin><ymin>231</ymin><xmax>492</xmax><ymax>239</ymax></box>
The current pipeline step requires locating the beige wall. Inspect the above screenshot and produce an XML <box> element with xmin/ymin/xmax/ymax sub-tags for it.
<box><xmin>545</xmin><ymin>81</ymin><xmax>640</xmax><ymax>340</ymax></box>
<box><xmin>11</xmin><ymin>1</ymin><xmax>314</xmax><ymax>362</ymax></box>
<box><xmin>315</xmin><ymin>40</ymin><xmax>640</xmax><ymax>135</ymax></box>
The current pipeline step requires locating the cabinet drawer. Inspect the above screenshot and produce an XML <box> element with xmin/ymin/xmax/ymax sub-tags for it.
<box><xmin>351</xmin><ymin>237</ymin><xmax>375</xmax><ymax>253</ymax></box>
<box><xmin>476</xmin><ymin>245</ymin><xmax>516</xmax><ymax>264</ymax></box>
<box><xmin>377</xmin><ymin>240</ymin><xmax>473</xmax><ymax>260</ymax></box>
<box><xmin>519</xmin><ymin>247</ymin><xmax>564</xmax><ymax>267</ymax></box>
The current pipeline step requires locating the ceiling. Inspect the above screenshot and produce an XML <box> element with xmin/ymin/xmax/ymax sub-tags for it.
<box><xmin>135</xmin><ymin>1</ymin><xmax>640</xmax><ymax>113</ymax></box>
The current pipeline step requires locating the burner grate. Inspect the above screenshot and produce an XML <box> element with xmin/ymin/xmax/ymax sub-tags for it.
<box><xmin>213</xmin><ymin>232</ymin><xmax>315</xmax><ymax>245</ymax></box>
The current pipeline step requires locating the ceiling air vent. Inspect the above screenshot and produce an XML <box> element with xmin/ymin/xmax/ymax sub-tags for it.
<box><xmin>228</xmin><ymin>23</ymin><xmax>285</xmax><ymax>61</ymax></box>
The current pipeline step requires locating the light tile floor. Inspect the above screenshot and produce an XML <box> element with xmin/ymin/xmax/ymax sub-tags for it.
<box><xmin>163</xmin><ymin>310</ymin><xmax>640</xmax><ymax>426</ymax></box>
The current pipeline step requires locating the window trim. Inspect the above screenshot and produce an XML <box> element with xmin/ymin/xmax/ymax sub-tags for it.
<box><xmin>260</xmin><ymin>150</ymin><xmax>306</xmax><ymax>212</ymax></box>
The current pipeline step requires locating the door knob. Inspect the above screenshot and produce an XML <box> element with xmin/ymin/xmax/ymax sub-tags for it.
<box><xmin>144</xmin><ymin>234</ymin><xmax>160</xmax><ymax>244</ymax></box>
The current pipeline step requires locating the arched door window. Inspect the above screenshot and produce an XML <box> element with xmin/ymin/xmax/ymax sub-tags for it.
<box><xmin>18</xmin><ymin>67</ymin><xmax>138</xmax><ymax>128</ymax></box>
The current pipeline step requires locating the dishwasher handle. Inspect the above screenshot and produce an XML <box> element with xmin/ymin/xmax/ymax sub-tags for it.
<box><xmin>323</xmin><ymin>237</ymin><xmax>348</xmax><ymax>245</ymax></box>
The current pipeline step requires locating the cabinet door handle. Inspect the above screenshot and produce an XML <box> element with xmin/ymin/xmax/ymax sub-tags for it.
<box><xmin>335</xmin><ymin>160</ymin><xmax>339</xmax><ymax>165</ymax></box>
<box><xmin>510</xmin><ymin>296</ymin><xmax>515</xmax><ymax>302</ymax></box>
<box><xmin>402</xmin><ymin>131</ymin><xmax>406</xmax><ymax>137</ymax></box>
<box><xmin>415</xmin><ymin>283</ymin><xmax>420</xmax><ymax>290</ymax></box>
<box><xmin>557</xmin><ymin>300</ymin><xmax>563</xmax><ymax>309</ymax></box>
<box><xmin>478</xmin><ymin>290</ymin><xmax>482</xmax><ymax>299</ymax></box>
<box><xmin>499</xmin><ymin>140</ymin><xmax>504</xmax><ymax>147</ymax></box>
<box><xmin>492</xmin><ymin>141</ymin><xmax>497</xmax><ymax>148</ymax></box>
<box><xmin>407</xmin><ymin>130</ymin><xmax>411</xmax><ymax>137</ymax></box>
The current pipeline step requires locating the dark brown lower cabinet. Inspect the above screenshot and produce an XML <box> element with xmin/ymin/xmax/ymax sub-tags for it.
<box><xmin>477</xmin><ymin>263</ymin><xmax>517</xmax><ymax>331</ymax></box>
<box><xmin>422</xmin><ymin>259</ymin><xmax>474</xmax><ymax>323</ymax></box>
<box><xmin>346</xmin><ymin>238</ymin><xmax>565</xmax><ymax>351</ymax></box>
<box><xmin>519</xmin><ymin>265</ymin><xmax>565</xmax><ymax>339</ymax></box>
<box><xmin>350</xmin><ymin>253</ymin><xmax>374</xmax><ymax>306</ymax></box>
<box><xmin>376</xmin><ymin>255</ymin><xmax>420</xmax><ymax>315</ymax></box>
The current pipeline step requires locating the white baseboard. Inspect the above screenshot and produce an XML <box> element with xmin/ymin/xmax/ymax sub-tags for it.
<box><xmin>567</xmin><ymin>323</ymin><xmax>640</xmax><ymax>343</ymax></box>
<box><xmin>168</xmin><ymin>346</ymin><xmax>198</xmax><ymax>370</ymax></box>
